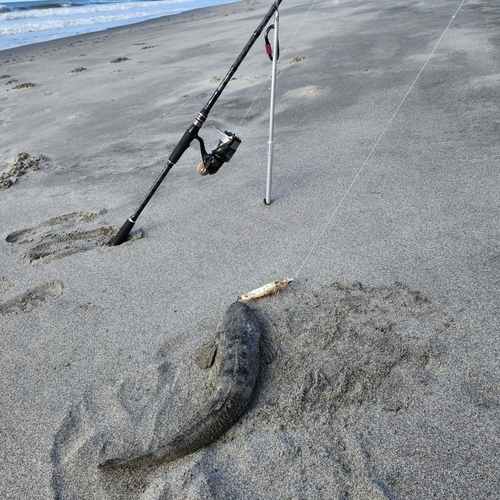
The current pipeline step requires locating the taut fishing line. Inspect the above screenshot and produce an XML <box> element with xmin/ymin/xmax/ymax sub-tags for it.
<box><xmin>236</xmin><ymin>0</ymin><xmax>465</xmax><ymax>301</ymax></box>
<box><xmin>290</xmin><ymin>0</ymin><xmax>467</xmax><ymax>282</ymax></box>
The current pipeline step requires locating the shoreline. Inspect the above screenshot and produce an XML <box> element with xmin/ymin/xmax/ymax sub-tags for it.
<box><xmin>0</xmin><ymin>0</ymin><xmax>245</xmax><ymax>59</ymax></box>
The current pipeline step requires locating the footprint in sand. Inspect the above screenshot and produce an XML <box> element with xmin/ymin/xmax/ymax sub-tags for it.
<box><xmin>0</xmin><ymin>281</ymin><xmax>62</xmax><ymax>315</ymax></box>
<box><xmin>0</xmin><ymin>276</ymin><xmax>13</xmax><ymax>296</ymax></box>
<box><xmin>283</xmin><ymin>85</ymin><xmax>324</xmax><ymax>100</ymax></box>
<box><xmin>12</xmin><ymin>82</ymin><xmax>36</xmax><ymax>89</ymax></box>
<box><xmin>51</xmin><ymin>361</ymin><xmax>178</xmax><ymax>500</ymax></box>
<box><xmin>110</xmin><ymin>57</ymin><xmax>129</xmax><ymax>63</ymax></box>
<box><xmin>340</xmin><ymin>431</ymin><xmax>400</xmax><ymax>500</ymax></box>
<box><xmin>289</xmin><ymin>55</ymin><xmax>306</xmax><ymax>64</ymax></box>
<box><xmin>5</xmin><ymin>210</ymin><xmax>141</xmax><ymax>264</ymax></box>
<box><xmin>51</xmin><ymin>395</ymin><xmax>110</xmax><ymax>500</ymax></box>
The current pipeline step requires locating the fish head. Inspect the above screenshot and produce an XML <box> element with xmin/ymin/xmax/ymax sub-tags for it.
<box><xmin>224</xmin><ymin>301</ymin><xmax>263</xmax><ymax>341</ymax></box>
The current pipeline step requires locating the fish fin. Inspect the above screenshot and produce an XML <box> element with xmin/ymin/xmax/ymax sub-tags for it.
<box><xmin>210</xmin><ymin>385</ymin><xmax>232</xmax><ymax>412</ymax></box>
<box><xmin>259</xmin><ymin>338</ymin><xmax>276</xmax><ymax>364</ymax></box>
<box><xmin>194</xmin><ymin>338</ymin><xmax>218</xmax><ymax>370</ymax></box>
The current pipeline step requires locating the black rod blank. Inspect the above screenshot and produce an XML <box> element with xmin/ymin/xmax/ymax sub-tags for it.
<box><xmin>111</xmin><ymin>0</ymin><xmax>284</xmax><ymax>246</ymax></box>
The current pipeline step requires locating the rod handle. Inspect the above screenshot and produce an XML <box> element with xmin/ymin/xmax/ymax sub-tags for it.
<box><xmin>110</xmin><ymin>218</ymin><xmax>135</xmax><ymax>246</ymax></box>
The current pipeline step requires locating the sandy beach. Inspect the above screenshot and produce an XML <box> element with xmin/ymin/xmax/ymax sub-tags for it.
<box><xmin>1</xmin><ymin>0</ymin><xmax>499</xmax><ymax>498</ymax></box>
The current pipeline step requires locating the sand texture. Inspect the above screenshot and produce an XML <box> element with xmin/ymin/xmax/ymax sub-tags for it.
<box><xmin>1</xmin><ymin>0</ymin><xmax>499</xmax><ymax>498</ymax></box>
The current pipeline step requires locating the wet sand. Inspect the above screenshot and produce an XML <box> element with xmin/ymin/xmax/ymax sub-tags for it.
<box><xmin>1</xmin><ymin>0</ymin><xmax>499</xmax><ymax>498</ymax></box>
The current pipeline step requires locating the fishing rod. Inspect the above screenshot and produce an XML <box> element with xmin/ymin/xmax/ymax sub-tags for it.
<box><xmin>111</xmin><ymin>0</ymin><xmax>284</xmax><ymax>246</ymax></box>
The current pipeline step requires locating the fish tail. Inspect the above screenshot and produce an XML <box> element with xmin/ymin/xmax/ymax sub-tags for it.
<box><xmin>98</xmin><ymin>452</ymin><xmax>155</xmax><ymax>469</ymax></box>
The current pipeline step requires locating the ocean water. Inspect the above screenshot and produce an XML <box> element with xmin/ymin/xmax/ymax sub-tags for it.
<box><xmin>0</xmin><ymin>0</ymin><xmax>237</xmax><ymax>51</ymax></box>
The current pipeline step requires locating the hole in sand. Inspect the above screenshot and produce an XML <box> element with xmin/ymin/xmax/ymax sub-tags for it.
<box><xmin>6</xmin><ymin>210</ymin><xmax>141</xmax><ymax>264</ymax></box>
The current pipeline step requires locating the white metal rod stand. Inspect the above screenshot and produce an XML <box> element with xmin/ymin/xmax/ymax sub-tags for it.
<box><xmin>265</xmin><ymin>6</ymin><xmax>279</xmax><ymax>205</ymax></box>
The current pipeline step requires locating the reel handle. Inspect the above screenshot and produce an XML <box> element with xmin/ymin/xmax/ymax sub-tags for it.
<box><xmin>197</xmin><ymin>162</ymin><xmax>208</xmax><ymax>176</ymax></box>
<box><xmin>195</xmin><ymin>129</ymin><xmax>241</xmax><ymax>176</ymax></box>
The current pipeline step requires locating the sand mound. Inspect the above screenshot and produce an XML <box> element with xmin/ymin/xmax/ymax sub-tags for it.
<box><xmin>0</xmin><ymin>152</ymin><xmax>50</xmax><ymax>189</ymax></box>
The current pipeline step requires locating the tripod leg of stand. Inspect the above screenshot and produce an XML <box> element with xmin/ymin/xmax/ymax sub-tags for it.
<box><xmin>265</xmin><ymin>8</ymin><xmax>279</xmax><ymax>206</ymax></box>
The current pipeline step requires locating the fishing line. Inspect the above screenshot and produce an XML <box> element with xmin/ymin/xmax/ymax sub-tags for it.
<box><xmin>235</xmin><ymin>0</ymin><xmax>319</xmax><ymax>133</ymax></box>
<box><xmin>291</xmin><ymin>0</ymin><xmax>466</xmax><ymax>281</ymax></box>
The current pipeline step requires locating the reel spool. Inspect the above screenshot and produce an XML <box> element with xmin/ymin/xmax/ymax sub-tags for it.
<box><xmin>196</xmin><ymin>127</ymin><xmax>241</xmax><ymax>176</ymax></box>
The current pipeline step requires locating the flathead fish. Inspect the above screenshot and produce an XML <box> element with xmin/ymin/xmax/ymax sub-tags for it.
<box><xmin>98</xmin><ymin>301</ymin><xmax>275</xmax><ymax>468</ymax></box>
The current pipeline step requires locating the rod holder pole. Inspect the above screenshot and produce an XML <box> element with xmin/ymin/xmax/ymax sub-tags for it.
<box><xmin>265</xmin><ymin>7</ymin><xmax>279</xmax><ymax>206</ymax></box>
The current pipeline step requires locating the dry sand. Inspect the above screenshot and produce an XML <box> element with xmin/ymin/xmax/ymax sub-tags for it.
<box><xmin>1</xmin><ymin>0</ymin><xmax>499</xmax><ymax>498</ymax></box>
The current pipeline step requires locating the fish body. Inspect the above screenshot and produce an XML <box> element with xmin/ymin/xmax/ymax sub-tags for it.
<box><xmin>99</xmin><ymin>301</ymin><xmax>274</xmax><ymax>468</ymax></box>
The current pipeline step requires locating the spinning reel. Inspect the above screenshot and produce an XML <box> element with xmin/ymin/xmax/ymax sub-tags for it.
<box><xmin>110</xmin><ymin>0</ymin><xmax>283</xmax><ymax>246</ymax></box>
<box><xmin>195</xmin><ymin>127</ymin><xmax>241</xmax><ymax>176</ymax></box>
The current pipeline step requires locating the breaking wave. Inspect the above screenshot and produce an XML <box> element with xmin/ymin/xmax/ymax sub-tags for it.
<box><xmin>0</xmin><ymin>0</ymin><xmax>233</xmax><ymax>49</ymax></box>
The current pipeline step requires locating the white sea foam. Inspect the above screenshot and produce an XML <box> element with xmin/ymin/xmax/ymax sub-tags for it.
<box><xmin>0</xmin><ymin>0</ymin><xmax>234</xmax><ymax>50</ymax></box>
<box><xmin>0</xmin><ymin>0</ymin><xmax>189</xmax><ymax>21</ymax></box>
<box><xmin>1</xmin><ymin>9</ymin><xmax>184</xmax><ymax>36</ymax></box>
